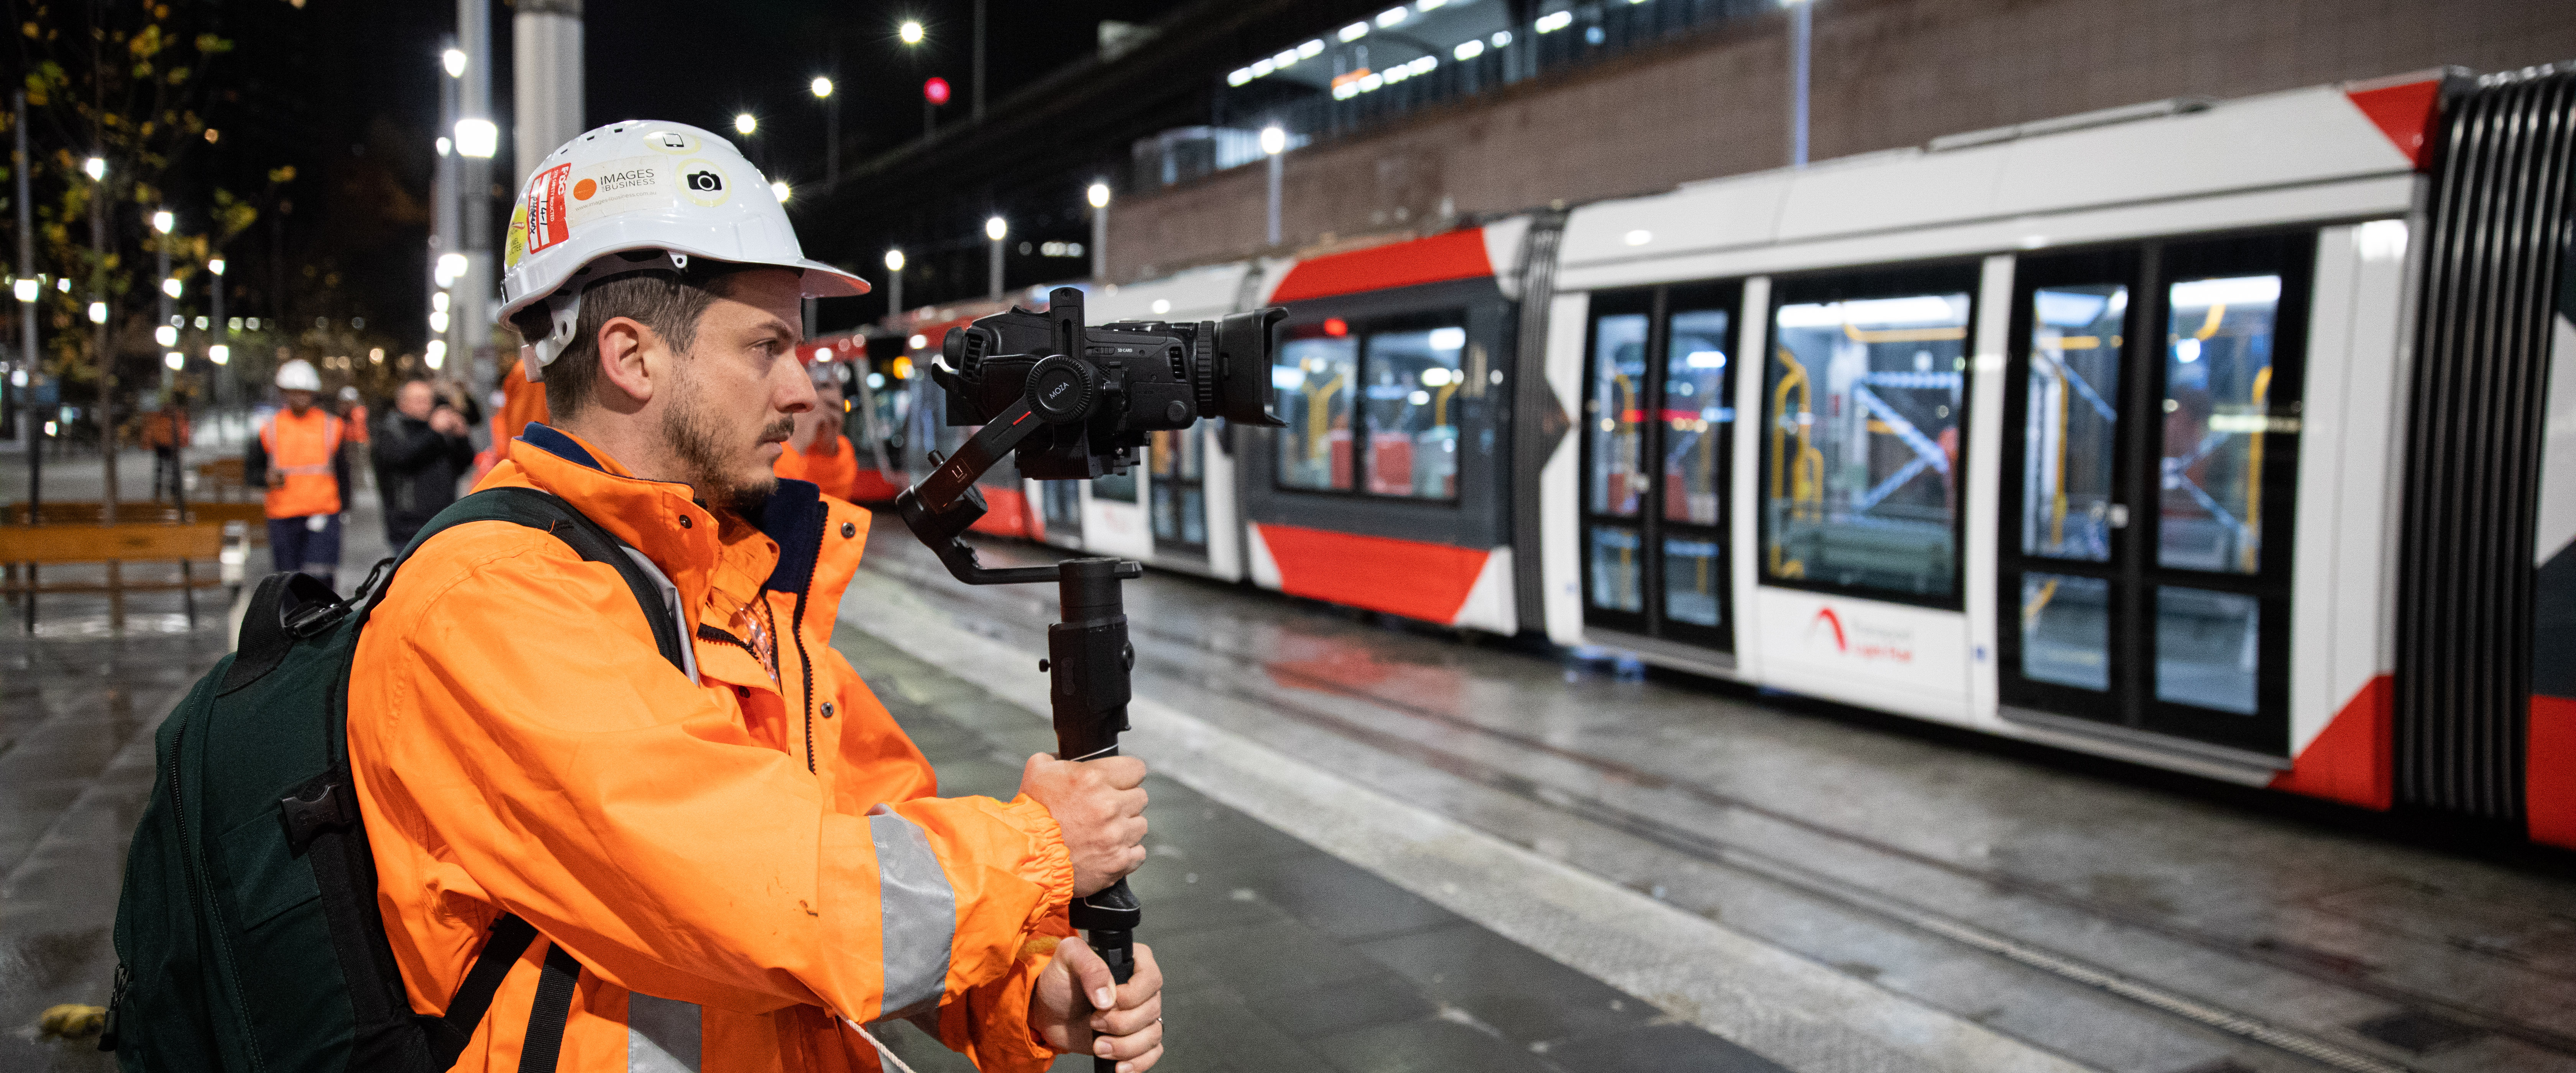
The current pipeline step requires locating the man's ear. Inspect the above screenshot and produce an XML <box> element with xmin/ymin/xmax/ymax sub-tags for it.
<box><xmin>593</xmin><ymin>316</ymin><xmax>662</xmax><ymax>413</ymax></box>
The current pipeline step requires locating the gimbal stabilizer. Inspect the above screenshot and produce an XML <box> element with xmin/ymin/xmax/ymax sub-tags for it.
<box><xmin>896</xmin><ymin>290</ymin><xmax>1282</xmax><ymax>1070</ymax></box>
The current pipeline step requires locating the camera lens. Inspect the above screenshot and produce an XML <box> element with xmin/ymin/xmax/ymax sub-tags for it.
<box><xmin>1211</xmin><ymin>308</ymin><xmax>1289</xmax><ymax>427</ymax></box>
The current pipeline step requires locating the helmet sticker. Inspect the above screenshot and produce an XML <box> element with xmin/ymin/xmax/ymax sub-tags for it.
<box><xmin>644</xmin><ymin>130</ymin><xmax>700</xmax><ymax>154</ymax></box>
<box><xmin>568</xmin><ymin>155</ymin><xmax>674</xmax><ymax>226</ymax></box>
<box><xmin>678</xmin><ymin>158</ymin><xmax>731</xmax><ymax>208</ymax></box>
<box><xmin>504</xmin><ymin>201</ymin><xmax>529</xmax><ymax>269</ymax></box>
<box><xmin>526</xmin><ymin>162</ymin><xmax>573</xmax><ymax>257</ymax></box>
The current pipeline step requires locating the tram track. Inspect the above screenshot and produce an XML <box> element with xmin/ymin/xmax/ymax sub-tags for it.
<box><xmin>861</xmin><ymin>554</ymin><xmax>2574</xmax><ymax>1071</ymax></box>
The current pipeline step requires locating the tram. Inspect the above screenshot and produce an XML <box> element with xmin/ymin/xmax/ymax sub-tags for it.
<box><xmin>879</xmin><ymin>66</ymin><xmax>2576</xmax><ymax>845</ymax></box>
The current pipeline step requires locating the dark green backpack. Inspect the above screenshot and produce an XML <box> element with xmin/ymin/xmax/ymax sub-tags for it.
<box><xmin>106</xmin><ymin>487</ymin><xmax>688</xmax><ymax>1071</ymax></box>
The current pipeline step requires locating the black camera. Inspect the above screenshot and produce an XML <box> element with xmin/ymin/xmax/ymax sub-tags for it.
<box><xmin>933</xmin><ymin>286</ymin><xmax>1286</xmax><ymax>479</ymax></box>
<box><xmin>684</xmin><ymin>168</ymin><xmax>723</xmax><ymax>193</ymax></box>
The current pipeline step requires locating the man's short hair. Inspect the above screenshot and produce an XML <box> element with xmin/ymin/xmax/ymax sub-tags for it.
<box><xmin>517</xmin><ymin>266</ymin><xmax>749</xmax><ymax>418</ymax></box>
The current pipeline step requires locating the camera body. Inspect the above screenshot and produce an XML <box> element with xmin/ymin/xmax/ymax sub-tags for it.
<box><xmin>935</xmin><ymin>287</ymin><xmax>1286</xmax><ymax>480</ymax></box>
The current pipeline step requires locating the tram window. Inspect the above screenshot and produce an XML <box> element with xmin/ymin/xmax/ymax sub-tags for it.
<box><xmin>1764</xmin><ymin>289</ymin><xmax>1970</xmax><ymax>598</ymax></box>
<box><xmin>1275</xmin><ymin>326</ymin><xmax>1358</xmax><ymax>492</ymax></box>
<box><xmin>1150</xmin><ymin>430</ymin><xmax>1208</xmax><ymax>546</ymax></box>
<box><xmin>1663</xmin><ymin>536</ymin><xmax>1722</xmax><ymax>626</ymax></box>
<box><xmin>1360</xmin><ymin>325</ymin><xmax>1467</xmax><ymax>500</ymax></box>
<box><xmin>2159</xmin><ymin>274</ymin><xmax>2281</xmax><ymax>575</ymax></box>
<box><xmin>1589</xmin><ymin>528</ymin><xmax>1643</xmax><ymax>612</ymax></box>
<box><xmin>2021</xmin><ymin>573</ymin><xmax>2111</xmax><ymax>691</ymax></box>
<box><xmin>2155</xmin><ymin>586</ymin><xmax>2259</xmax><ymax>714</ymax></box>
<box><xmin>1588</xmin><ymin>313</ymin><xmax>1649</xmax><ymax>517</ymax></box>
<box><xmin>2023</xmin><ymin>286</ymin><xmax>2125</xmax><ymax>562</ymax></box>
<box><xmin>1663</xmin><ymin>308</ymin><xmax>1732</xmax><ymax>526</ymax></box>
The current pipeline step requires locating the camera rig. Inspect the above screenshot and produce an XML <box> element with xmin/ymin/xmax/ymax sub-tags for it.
<box><xmin>895</xmin><ymin>288</ymin><xmax>1284</xmax><ymax>1058</ymax></box>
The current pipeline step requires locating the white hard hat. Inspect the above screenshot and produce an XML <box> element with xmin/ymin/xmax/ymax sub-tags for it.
<box><xmin>498</xmin><ymin>120</ymin><xmax>869</xmax><ymax>380</ymax></box>
<box><xmin>276</xmin><ymin>359</ymin><xmax>322</xmax><ymax>392</ymax></box>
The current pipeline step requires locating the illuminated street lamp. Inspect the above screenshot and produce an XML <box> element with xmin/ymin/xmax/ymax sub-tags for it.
<box><xmin>161</xmin><ymin>277</ymin><xmax>182</xmax><ymax>299</ymax></box>
<box><xmin>986</xmin><ymin>216</ymin><xmax>1007</xmax><ymax>301</ymax></box>
<box><xmin>156</xmin><ymin>325</ymin><xmax>179</xmax><ymax>347</ymax></box>
<box><xmin>207</xmin><ymin>345</ymin><xmax>229</xmax><ymax>366</ymax></box>
<box><xmin>165</xmin><ymin>351</ymin><xmax>184</xmax><ymax>370</ymax></box>
<box><xmin>89</xmin><ymin>302</ymin><xmax>105</xmax><ymax>323</ymax></box>
<box><xmin>899</xmin><ymin>19</ymin><xmax>924</xmax><ymax>44</ymax></box>
<box><xmin>152</xmin><ymin>209</ymin><xmax>175</xmax><ymax>234</ymax></box>
<box><xmin>812</xmin><ymin>75</ymin><xmax>841</xmax><ymax>188</ymax></box>
<box><xmin>882</xmin><ymin>248</ymin><xmax>906</xmax><ymax>319</ymax></box>
<box><xmin>442</xmin><ymin>48</ymin><xmax>467</xmax><ymax>77</ymax></box>
<box><xmin>734</xmin><ymin>112</ymin><xmax>757</xmax><ymax>136</ymax></box>
<box><xmin>12</xmin><ymin>279</ymin><xmax>35</xmax><ymax>303</ymax></box>
<box><xmin>208</xmin><ymin>258</ymin><xmax>225</xmax><ymax>276</ymax></box>
<box><xmin>771</xmin><ymin>180</ymin><xmax>792</xmax><ymax>203</ymax></box>
<box><xmin>1086</xmin><ymin>182</ymin><xmax>1111</xmax><ymax>281</ymax></box>
<box><xmin>453</xmin><ymin>118</ymin><xmax>499</xmax><ymax>158</ymax></box>
<box><xmin>83</xmin><ymin>156</ymin><xmax>105</xmax><ymax>180</ymax></box>
<box><xmin>1262</xmin><ymin>125</ymin><xmax>1287</xmax><ymax>246</ymax></box>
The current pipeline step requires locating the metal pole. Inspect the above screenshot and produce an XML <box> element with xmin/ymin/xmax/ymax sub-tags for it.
<box><xmin>209</xmin><ymin>258</ymin><xmax>224</xmax><ymax>440</ymax></box>
<box><xmin>1265</xmin><ymin>154</ymin><xmax>1283</xmax><ymax>247</ymax></box>
<box><xmin>91</xmin><ymin>149</ymin><xmax>120</xmax><ymax>628</ymax></box>
<box><xmin>1091</xmin><ymin>201</ymin><xmax>1108</xmax><ymax>282</ymax></box>
<box><xmin>460</xmin><ymin>0</ymin><xmax>496</xmax><ymax>394</ymax></box>
<box><xmin>887</xmin><ymin>267</ymin><xmax>903</xmax><ymax>325</ymax></box>
<box><xmin>1788</xmin><ymin>0</ymin><xmax>1810</xmax><ymax>169</ymax></box>
<box><xmin>15</xmin><ymin>91</ymin><xmax>38</xmax><ymax>512</ymax></box>
<box><xmin>988</xmin><ymin>235</ymin><xmax>1004</xmax><ymax>302</ymax></box>
<box><xmin>513</xmin><ymin>0</ymin><xmax>584</xmax><ymax>189</ymax></box>
<box><xmin>971</xmin><ymin>0</ymin><xmax>986</xmax><ymax>123</ymax></box>
<box><xmin>156</xmin><ymin>211</ymin><xmax>172</xmax><ymax>399</ymax></box>
<box><xmin>826</xmin><ymin>91</ymin><xmax>840</xmax><ymax>190</ymax></box>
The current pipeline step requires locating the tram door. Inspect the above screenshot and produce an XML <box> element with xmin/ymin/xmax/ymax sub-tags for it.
<box><xmin>1997</xmin><ymin>236</ymin><xmax>2312</xmax><ymax>757</ymax></box>
<box><xmin>1579</xmin><ymin>282</ymin><xmax>1740</xmax><ymax>653</ymax></box>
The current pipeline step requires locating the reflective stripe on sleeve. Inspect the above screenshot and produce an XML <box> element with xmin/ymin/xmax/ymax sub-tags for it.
<box><xmin>867</xmin><ymin>809</ymin><xmax>956</xmax><ymax>1018</ymax></box>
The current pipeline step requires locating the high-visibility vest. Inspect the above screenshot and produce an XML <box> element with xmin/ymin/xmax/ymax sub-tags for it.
<box><xmin>261</xmin><ymin>408</ymin><xmax>345</xmax><ymax>519</ymax></box>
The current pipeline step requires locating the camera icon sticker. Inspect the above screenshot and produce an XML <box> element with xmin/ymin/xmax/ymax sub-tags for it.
<box><xmin>678</xmin><ymin>158</ymin><xmax>731</xmax><ymax>207</ymax></box>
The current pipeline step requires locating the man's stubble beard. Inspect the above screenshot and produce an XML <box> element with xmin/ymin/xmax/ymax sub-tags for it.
<box><xmin>663</xmin><ymin>369</ymin><xmax>794</xmax><ymax>522</ymax></box>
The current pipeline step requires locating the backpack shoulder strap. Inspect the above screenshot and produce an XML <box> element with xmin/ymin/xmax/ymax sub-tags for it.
<box><xmin>362</xmin><ymin>486</ymin><xmax>688</xmax><ymax>674</ymax></box>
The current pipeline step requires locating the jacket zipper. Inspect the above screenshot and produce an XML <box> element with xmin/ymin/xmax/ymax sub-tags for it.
<box><xmin>794</xmin><ymin>587</ymin><xmax>814</xmax><ymax>774</ymax></box>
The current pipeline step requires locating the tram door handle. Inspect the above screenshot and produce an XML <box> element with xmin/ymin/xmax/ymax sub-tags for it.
<box><xmin>2105</xmin><ymin>504</ymin><xmax>2131</xmax><ymax>529</ymax></box>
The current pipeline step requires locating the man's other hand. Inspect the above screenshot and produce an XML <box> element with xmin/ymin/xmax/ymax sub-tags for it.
<box><xmin>1033</xmin><ymin>936</ymin><xmax>1163</xmax><ymax>1072</ymax></box>
<box><xmin>430</xmin><ymin>406</ymin><xmax>467</xmax><ymax>435</ymax></box>
<box><xmin>1019</xmin><ymin>753</ymin><xmax>1147</xmax><ymax>897</ymax></box>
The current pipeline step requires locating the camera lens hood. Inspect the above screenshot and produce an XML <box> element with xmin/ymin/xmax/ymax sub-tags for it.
<box><xmin>1025</xmin><ymin>354</ymin><xmax>1097</xmax><ymax>424</ymax></box>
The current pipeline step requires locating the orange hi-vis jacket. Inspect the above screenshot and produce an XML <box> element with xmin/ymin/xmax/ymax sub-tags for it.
<box><xmin>260</xmin><ymin>407</ymin><xmax>346</xmax><ymax>519</ymax></box>
<box><xmin>775</xmin><ymin>433</ymin><xmax>863</xmax><ymax>505</ymax></box>
<box><xmin>348</xmin><ymin>425</ymin><xmax>1076</xmax><ymax>1073</ymax></box>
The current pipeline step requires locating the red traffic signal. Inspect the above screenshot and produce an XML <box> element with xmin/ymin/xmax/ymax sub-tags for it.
<box><xmin>923</xmin><ymin>77</ymin><xmax>951</xmax><ymax>105</ymax></box>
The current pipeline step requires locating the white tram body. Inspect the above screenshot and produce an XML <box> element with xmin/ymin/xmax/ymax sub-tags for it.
<box><xmin>917</xmin><ymin>66</ymin><xmax>2576</xmax><ymax>843</ymax></box>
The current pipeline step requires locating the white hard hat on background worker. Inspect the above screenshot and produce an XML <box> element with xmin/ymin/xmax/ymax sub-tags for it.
<box><xmin>276</xmin><ymin>359</ymin><xmax>322</xmax><ymax>392</ymax></box>
<box><xmin>496</xmin><ymin>120</ymin><xmax>868</xmax><ymax>379</ymax></box>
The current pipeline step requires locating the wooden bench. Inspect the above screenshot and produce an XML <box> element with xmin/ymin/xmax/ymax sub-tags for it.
<box><xmin>197</xmin><ymin>457</ymin><xmax>248</xmax><ymax>501</ymax></box>
<box><xmin>10</xmin><ymin>500</ymin><xmax>267</xmax><ymax>537</ymax></box>
<box><xmin>1</xmin><ymin>522</ymin><xmax>230</xmax><ymax>632</ymax></box>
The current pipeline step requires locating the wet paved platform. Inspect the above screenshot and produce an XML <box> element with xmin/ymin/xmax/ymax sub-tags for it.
<box><xmin>8</xmin><ymin>449</ymin><xmax>2573</xmax><ymax>1071</ymax></box>
<box><xmin>843</xmin><ymin>530</ymin><xmax>2576</xmax><ymax>1073</ymax></box>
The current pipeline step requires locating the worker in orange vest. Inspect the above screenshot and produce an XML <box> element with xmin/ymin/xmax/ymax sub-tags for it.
<box><xmin>245</xmin><ymin>359</ymin><xmax>351</xmax><ymax>589</ymax></box>
<box><xmin>774</xmin><ymin>359</ymin><xmax>862</xmax><ymax>502</ymax></box>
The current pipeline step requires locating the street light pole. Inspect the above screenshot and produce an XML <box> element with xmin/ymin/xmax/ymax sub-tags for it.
<box><xmin>1260</xmin><ymin>125</ymin><xmax>1286</xmax><ymax>247</ymax></box>
<box><xmin>986</xmin><ymin>216</ymin><xmax>1006</xmax><ymax>302</ymax></box>
<box><xmin>1087</xmin><ymin>182</ymin><xmax>1111</xmax><ymax>282</ymax></box>
<box><xmin>971</xmin><ymin>0</ymin><xmax>986</xmax><ymax>123</ymax></box>
<box><xmin>14</xmin><ymin>90</ymin><xmax>39</xmax><ymax>503</ymax></box>
<box><xmin>88</xmin><ymin>155</ymin><xmax>116</xmax><ymax>528</ymax></box>
<box><xmin>1787</xmin><ymin>0</ymin><xmax>1811</xmax><ymax>168</ymax></box>
<box><xmin>812</xmin><ymin>75</ymin><xmax>838</xmax><ymax>190</ymax></box>
<box><xmin>884</xmin><ymin>248</ymin><xmax>906</xmax><ymax>324</ymax></box>
<box><xmin>154</xmin><ymin>209</ymin><xmax>174</xmax><ymax>395</ymax></box>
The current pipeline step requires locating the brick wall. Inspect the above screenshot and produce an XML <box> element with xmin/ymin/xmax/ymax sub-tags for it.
<box><xmin>1107</xmin><ymin>0</ymin><xmax>2576</xmax><ymax>282</ymax></box>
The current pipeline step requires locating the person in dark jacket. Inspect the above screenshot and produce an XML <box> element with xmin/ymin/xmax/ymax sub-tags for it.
<box><xmin>373</xmin><ymin>378</ymin><xmax>479</xmax><ymax>547</ymax></box>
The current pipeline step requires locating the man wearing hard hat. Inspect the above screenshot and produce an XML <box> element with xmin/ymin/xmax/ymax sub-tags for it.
<box><xmin>346</xmin><ymin>122</ymin><xmax>1163</xmax><ymax>1073</ymax></box>
<box><xmin>245</xmin><ymin>358</ymin><xmax>350</xmax><ymax>589</ymax></box>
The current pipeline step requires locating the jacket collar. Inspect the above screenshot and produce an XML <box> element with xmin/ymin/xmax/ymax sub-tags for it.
<box><xmin>513</xmin><ymin>423</ymin><xmax>832</xmax><ymax>599</ymax></box>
